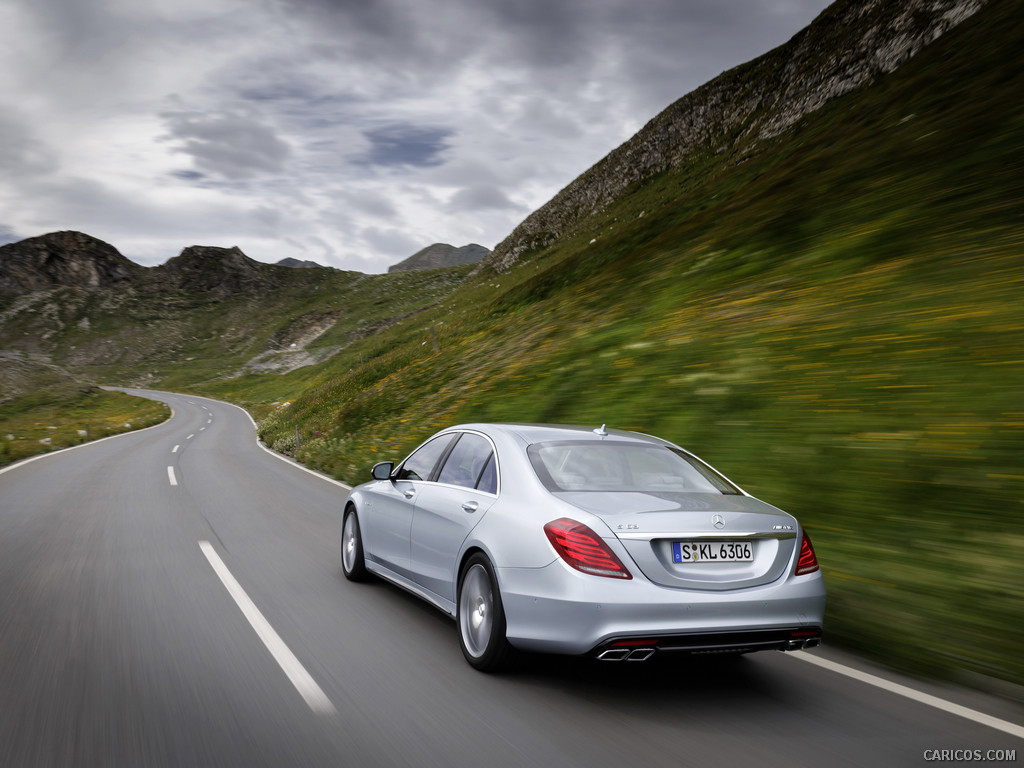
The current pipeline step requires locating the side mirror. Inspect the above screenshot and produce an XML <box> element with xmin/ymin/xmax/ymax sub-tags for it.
<box><xmin>371</xmin><ymin>461</ymin><xmax>395</xmax><ymax>481</ymax></box>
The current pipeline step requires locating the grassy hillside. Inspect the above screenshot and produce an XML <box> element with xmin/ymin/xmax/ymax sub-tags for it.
<box><xmin>203</xmin><ymin>1</ymin><xmax>1024</xmax><ymax>689</ymax></box>
<box><xmin>0</xmin><ymin>385</ymin><xmax>169</xmax><ymax>466</ymax></box>
<box><xmin>0</xmin><ymin>262</ymin><xmax>473</xmax><ymax>388</ymax></box>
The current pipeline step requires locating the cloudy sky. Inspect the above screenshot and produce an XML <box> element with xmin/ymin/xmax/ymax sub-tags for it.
<box><xmin>0</xmin><ymin>0</ymin><xmax>832</xmax><ymax>273</ymax></box>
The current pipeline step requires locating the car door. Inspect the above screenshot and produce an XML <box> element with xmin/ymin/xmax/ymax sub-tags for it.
<box><xmin>363</xmin><ymin>433</ymin><xmax>456</xmax><ymax>578</ymax></box>
<box><xmin>408</xmin><ymin>432</ymin><xmax>498</xmax><ymax>604</ymax></box>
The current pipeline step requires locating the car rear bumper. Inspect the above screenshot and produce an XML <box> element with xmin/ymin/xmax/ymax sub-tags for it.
<box><xmin>592</xmin><ymin>626</ymin><xmax>822</xmax><ymax>661</ymax></box>
<box><xmin>497</xmin><ymin>560</ymin><xmax>826</xmax><ymax>656</ymax></box>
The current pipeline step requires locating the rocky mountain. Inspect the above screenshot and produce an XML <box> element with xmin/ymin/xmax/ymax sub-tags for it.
<box><xmin>161</xmin><ymin>245</ymin><xmax>279</xmax><ymax>300</ymax></box>
<box><xmin>0</xmin><ymin>231</ymin><xmax>143</xmax><ymax>294</ymax></box>
<box><xmin>481</xmin><ymin>0</ymin><xmax>989</xmax><ymax>273</ymax></box>
<box><xmin>276</xmin><ymin>257</ymin><xmax>325</xmax><ymax>269</ymax></box>
<box><xmin>388</xmin><ymin>243</ymin><xmax>490</xmax><ymax>273</ymax></box>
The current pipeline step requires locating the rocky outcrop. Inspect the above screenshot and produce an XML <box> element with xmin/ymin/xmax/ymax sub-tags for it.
<box><xmin>482</xmin><ymin>0</ymin><xmax>988</xmax><ymax>273</ymax></box>
<box><xmin>160</xmin><ymin>245</ymin><xmax>279</xmax><ymax>299</ymax></box>
<box><xmin>388</xmin><ymin>243</ymin><xmax>490</xmax><ymax>273</ymax></box>
<box><xmin>276</xmin><ymin>257</ymin><xmax>325</xmax><ymax>269</ymax></box>
<box><xmin>0</xmin><ymin>231</ymin><xmax>142</xmax><ymax>294</ymax></box>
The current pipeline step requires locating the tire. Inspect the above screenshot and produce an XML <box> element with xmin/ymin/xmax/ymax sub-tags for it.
<box><xmin>341</xmin><ymin>507</ymin><xmax>369</xmax><ymax>582</ymax></box>
<box><xmin>457</xmin><ymin>553</ymin><xmax>513</xmax><ymax>672</ymax></box>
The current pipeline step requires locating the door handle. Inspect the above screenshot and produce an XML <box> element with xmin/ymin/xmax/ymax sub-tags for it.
<box><xmin>461</xmin><ymin>501</ymin><xmax>479</xmax><ymax>513</ymax></box>
<box><xmin>404</xmin><ymin>489</ymin><xmax>416</xmax><ymax>499</ymax></box>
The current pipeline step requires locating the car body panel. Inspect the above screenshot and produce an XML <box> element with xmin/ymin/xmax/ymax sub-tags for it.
<box><xmin>408</xmin><ymin>482</ymin><xmax>495</xmax><ymax>603</ymax></box>
<box><xmin>358</xmin><ymin>478</ymin><xmax>416</xmax><ymax>577</ymax></box>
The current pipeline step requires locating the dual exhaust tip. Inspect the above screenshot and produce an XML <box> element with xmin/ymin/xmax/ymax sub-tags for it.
<box><xmin>787</xmin><ymin>637</ymin><xmax>821</xmax><ymax>650</ymax></box>
<box><xmin>597</xmin><ymin>647</ymin><xmax>656</xmax><ymax>662</ymax></box>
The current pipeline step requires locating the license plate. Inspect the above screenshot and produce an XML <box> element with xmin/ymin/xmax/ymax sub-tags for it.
<box><xmin>673</xmin><ymin>541</ymin><xmax>753</xmax><ymax>563</ymax></box>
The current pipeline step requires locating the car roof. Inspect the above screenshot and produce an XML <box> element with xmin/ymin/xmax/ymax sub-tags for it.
<box><xmin>449</xmin><ymin>423</ymin><xmax>671</xmax><ymax>447</ymax></box>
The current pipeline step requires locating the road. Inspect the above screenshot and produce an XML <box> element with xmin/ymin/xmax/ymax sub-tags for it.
<box><xmin>1</xmin><ymin>389</ymin><xmax>1021</xmax><ymax>767</ymax></box>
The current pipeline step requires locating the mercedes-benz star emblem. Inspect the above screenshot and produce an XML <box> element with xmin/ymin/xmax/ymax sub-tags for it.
<box><xmin>712</xmin><ymin>514</ymin><xmax>726</xmax><ymax>529</ymax></box>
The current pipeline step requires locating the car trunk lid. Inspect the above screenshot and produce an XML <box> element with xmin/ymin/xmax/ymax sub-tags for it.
<box><xmin>556</xmin><ymin>491</ymin><xmax>800</xmax><ymax>591</ymax></box>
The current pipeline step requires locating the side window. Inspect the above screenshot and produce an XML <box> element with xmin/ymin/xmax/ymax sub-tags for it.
<box><xmin>476</xmin><ymin>453</ymin><xmax>497</xmax><ymax>495</ymax></box>
<box><xmin>436</xmin><ymin>433</ymin><xmax>494</xmax><ymax>491</ymax></box>
<box><xmin>395</xmin><ymin>434</ymin><xmax>456</xmax><ymax>481</ymax></box>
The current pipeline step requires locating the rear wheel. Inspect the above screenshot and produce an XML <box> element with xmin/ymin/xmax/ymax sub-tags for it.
<box><xmin>457</xmin><ymin>553</ymin><xmax>513</xmax><ymax>671</ymax></box>
<box><xmin>341</xmin><ymin>507</ymin><xmax>369</xmax><ymax>582</ymax></box>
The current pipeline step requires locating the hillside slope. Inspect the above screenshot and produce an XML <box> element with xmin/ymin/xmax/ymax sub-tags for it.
<box><xmin>482</xmin><ymin>0</ymin><xmax>989</xmax><ymax>273</ymax></box>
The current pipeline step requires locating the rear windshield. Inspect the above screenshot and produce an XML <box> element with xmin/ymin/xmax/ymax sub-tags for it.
<box><xmin>528</xmin><ymin>440</ymin><xmax>740</xmax><ymax>495</ymax></box>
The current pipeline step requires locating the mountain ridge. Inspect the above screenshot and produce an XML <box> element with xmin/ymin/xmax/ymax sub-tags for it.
<box><xmin>480</xmin><ymin>0</ymin><xmax>989</xmax><ymax>274</ymax></box>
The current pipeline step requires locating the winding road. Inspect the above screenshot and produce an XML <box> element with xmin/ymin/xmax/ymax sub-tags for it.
<box><xmin>1</xmin><ymin>389</ymin><xmax>1021</xmax><ymax>767</ymax></box>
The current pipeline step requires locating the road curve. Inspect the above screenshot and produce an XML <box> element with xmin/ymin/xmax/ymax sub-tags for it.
<box><xmin>0</xmin><ymin>389</ymin><xmax>1020</xmax><ymax>767</ymax></box>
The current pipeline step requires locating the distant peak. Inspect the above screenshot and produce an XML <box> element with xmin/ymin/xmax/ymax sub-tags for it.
<box><xmin>388</xmin><ymin>242</ymin><xmax>490</xmax><ymax>273</ymax></box>
<box><xmin>160</xmin><ymin>244</ymin><xmax>277</xmax><ymax>298</ymax></box>
<box><xmin>276</xmin><ymin>257</ymin><xmax>326</xmax><ymax>269</ymax></box>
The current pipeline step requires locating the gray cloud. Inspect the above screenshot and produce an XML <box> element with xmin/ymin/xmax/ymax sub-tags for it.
<box><xmin>360</xmin><ymin>225</ymin><xmax>423</xmax><ymax>260</ymax></box>
<box><xmin>0</xmin><ymin>113</ymin><xmax>60</xmax><ymax>177</ymax></box>
<box><xmin>448</xmin><ymin>185</ymin><xmax>525</xmax><ymax>213</ymax></box>
<box><xmin>356</xmin><ymin>124</ymin><xmax>454</xmax><ymax>168</ymax></box>
<box><xmin>0</xmin><ymin>225</ymin><xmax>23</xmax><ymax>246</ymax></box>
<box><xmin>160</xmin><ymin>109</ymin><xmax>292</xmax><ymax>180</ymax></box>
<box><xmin>171</xmin><ymin>170</ymin><xmax>207</xmax><ymax>181</ymax></box>
<box><xmin>339</xmin><ymin>190</ymin><xmax>399</xmax><ymax>219</ymax></box>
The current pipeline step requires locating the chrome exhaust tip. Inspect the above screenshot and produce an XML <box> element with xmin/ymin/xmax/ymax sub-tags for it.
<box><xmin>597</xmin><ymin>649</ymin><xmax>630</xmax><ymax>661</ymax></box>
<box><xmin>626</xmin><ymin>648</ymin><xmax>655</xmax><ymax>661</ymax></box>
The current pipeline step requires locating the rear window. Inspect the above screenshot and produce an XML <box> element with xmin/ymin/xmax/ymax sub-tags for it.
<box><xmin>528</xmin><ymin>440</ymin><xmax>739</xmax><ymax>495</ymax></box>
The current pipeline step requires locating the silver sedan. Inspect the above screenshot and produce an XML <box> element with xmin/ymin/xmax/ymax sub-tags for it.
<box><xmin>341</xmin><ymin>423</ymin><xmax>826</xmax><ymax>671</ymax></box>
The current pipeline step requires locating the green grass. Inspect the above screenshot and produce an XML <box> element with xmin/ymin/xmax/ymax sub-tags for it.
<box><xmin>0</xmin><ymin>386</ymin><xmax>170</xmax><ymax>466</ymax></box>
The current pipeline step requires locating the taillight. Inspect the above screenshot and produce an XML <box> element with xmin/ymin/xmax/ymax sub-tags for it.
<box><xmin>795</xmin><ymin>530</ymin><xmax>819</xmax><ymax>575</ymax></box>
<box><xmin>544</xmin><ymin>518</ymin><xmax>633</xmax><ymax>580</ymax></box>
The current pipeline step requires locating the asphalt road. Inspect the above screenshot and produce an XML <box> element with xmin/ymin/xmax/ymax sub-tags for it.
<box><xmin>1</xmin><ymin>389</ymin><xmax>1021</xmax><ymax>767</ymax></box>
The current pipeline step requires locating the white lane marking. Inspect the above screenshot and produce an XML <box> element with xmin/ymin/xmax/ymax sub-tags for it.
<box><xmin>198</xmin><ymin>541</ymin><xmax>335</xmax><ymax>715</ymax></box>
<box><xmin>187</xmin><ymin>434</ymin><xmax>195</xmax><ymax>440</ymax></box>
<box><xmin>172</xmin><ymin>445</ymin><xmax>180</xmax><ymax>453</ymax></box>
<box><xmin>168</xmin><ymin>467</ymin><xmax>178</xmax><ymax>486</ymax></box>
<box><xmin>792</xmin><ymin>652</ymin><xmax>1024</xmax><ymax>739</ymax></box>
<box><xmin>199</xmin><ymin>427</ymin><xmax>206</xmax><ymax>432</ymax></box>
<box><xmin>207</xmin><ymin>418</ymin><xmax>212</xmax><ymax>424</ymax></box>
